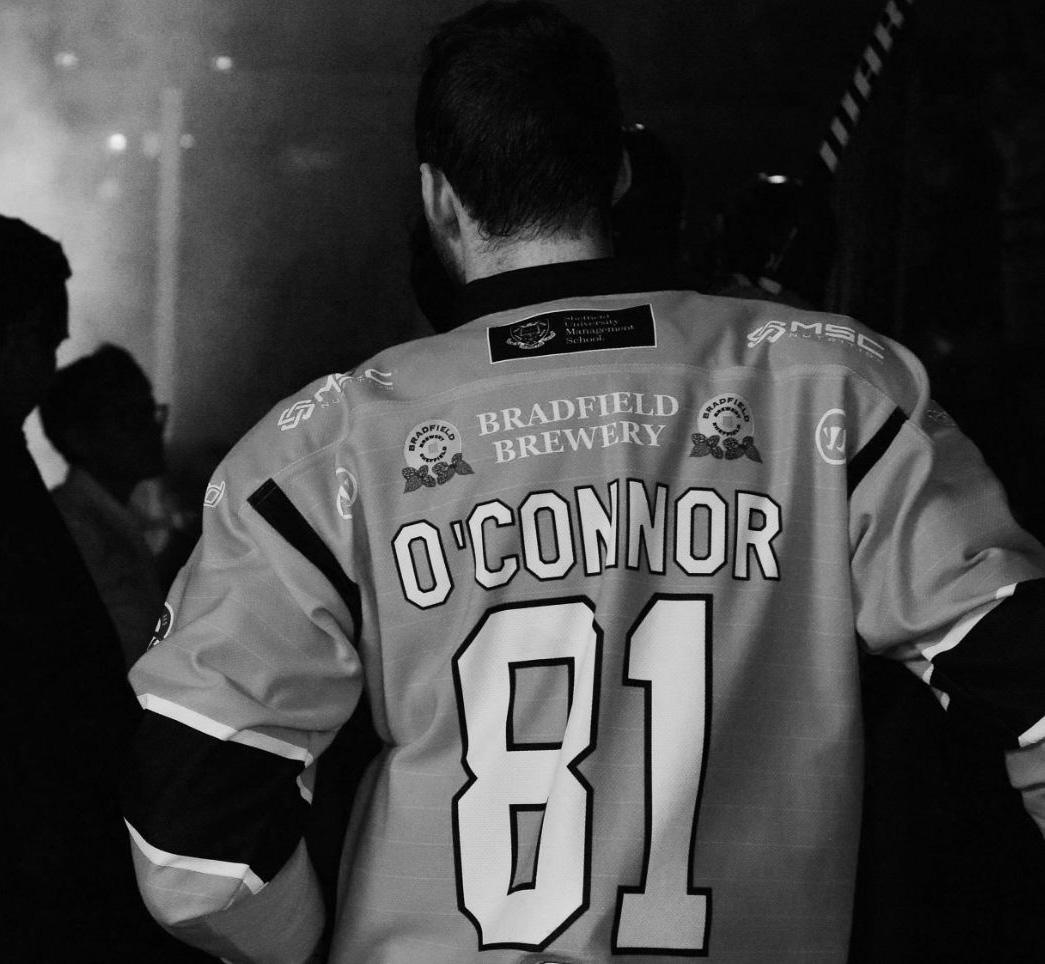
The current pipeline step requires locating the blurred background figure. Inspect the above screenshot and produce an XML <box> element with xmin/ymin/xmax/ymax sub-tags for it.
<box><xmin>611</xmin><ymin>122</ymin><xmax>685</xmax><ymax>272</ymax></box>
<box><xmin>0</xmin><ymin>214</ymin><xmax>212</xmax><ymax>962</ymax></box>
<box><xmin>40</xmin><ymin>343</ymin><xmax>167</xmax><ymax>666</ymax></box>
<box><xmin>705</xmin><ymin>171</ymin><xmax>838</xmax><ymax>309</ymax></box>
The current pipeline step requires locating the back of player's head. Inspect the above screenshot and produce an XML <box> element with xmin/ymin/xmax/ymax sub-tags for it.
<box><xmin>40</xmin><ymin>344</ymin><xmax>153</xmax><ymax>460</ymax></box>
<box><xmin>415</xmin><ymin>0</ymin><xmax>623</xmax><ymax>241</ymax></box>
<box><xmin>0</xmin><ymin>214</ymin><xmax>71</xmax><ymax>340</ymax></box>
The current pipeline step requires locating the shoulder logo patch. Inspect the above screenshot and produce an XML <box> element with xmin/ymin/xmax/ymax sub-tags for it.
<box><xmin>747</xmin><ymin>318</ymin><xmax>886</xmax><ymax>362</ymax></box>
<box><xmin>148</xmin><ymin>602</ymin><xmax>174</xmax><ymax>649</ymax></box>
<box><xmin>402</xmin><ymin>420</ymin><xmax>474</xmax><ymax>492</ymax></box>
<box><xmin>204</xmin><ymin>480</ymin><xmax>226</xmax><ymax>508</ymax></box>
<box><xmin>335</xmin><ymin>467</ymin><xmax>358</xmax><ymax>520</ymax></box>
<box><xmin>488</xmin><ymin>304</ymin><xmax>656</xmax><ymax>363</ymax></box>
<box><xmin>816</xmin><ymin>408</ymin><xmax>848</xmax><ymax>464</ymax></box>
<box><xmin>277</xmin><ymin>370</ymin><xmax>394</xmax><ymax>433</ymax></box>
<box><xmin>690</xmin><ymin>393</ymin><xmax>762</xmax><ymax>462</ymax></box>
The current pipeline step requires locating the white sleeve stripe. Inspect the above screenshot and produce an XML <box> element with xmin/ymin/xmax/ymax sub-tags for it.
<box><xmin>994</xmin><ymin>582</ymin><xmax>1018</xmax><ymax>601</ymax></box>
<box><xmin>920</xmin><ymin>584</ymin><xmax>1016</xmax><ymax>663</ymax></box>
<box><xmin>126</xmin><ymin>820</ymin><xmax>266</xmax><ymax>894</ymax></box>
<box><xmin>138</xmin><ymin>694</ymin><xmax>314</xmax><ymax>766</ymax></box>
<box><xmin>1019</xmin><ymin>716</ymin><xmax>1045</xmax><ymax>749</ymax></box>
<box><xmin>296</xmin><ymin>774</ymin><xmax>314</xmax><ymax>804</ymax></box>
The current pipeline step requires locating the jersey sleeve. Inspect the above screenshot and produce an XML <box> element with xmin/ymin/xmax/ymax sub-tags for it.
<box><xmin>123</xmin><ymin>447</ymin><xmax>365</xmax><ymax>962</ymax></box>
<box><xmin>848</xmin><ymin>364</ymin><xmax>1045</xmax><ymax>832</ymax></box>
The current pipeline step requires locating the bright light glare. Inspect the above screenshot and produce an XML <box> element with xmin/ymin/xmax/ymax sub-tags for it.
<box><xmin>211</xmin><ymin>55</ymin><xmax>234</xmax><ymax>72</ymax></box>
<box><xmin>107</xmin><ymin>132</ymin><xmax>128</xmax><ymax>153</ymax></box>
<box><xmin>55</xmin><ymin>51</ymin><xmax>79</xmax><ymax>69</ymax></box>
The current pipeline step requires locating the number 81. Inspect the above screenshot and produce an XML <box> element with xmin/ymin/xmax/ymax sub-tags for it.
<box><xmin>451</xmin><ymin>594</ymin><xmax>713</xmax><ymax>955</ymax></box>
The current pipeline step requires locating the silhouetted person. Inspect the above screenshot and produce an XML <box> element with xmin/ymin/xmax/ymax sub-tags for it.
<box><xmin>707</xmin><ymin>172</ymin><xmax>838</xmax><ymax>309</ymax></box>
<box><xmin>41</xmin><ymin>345</ymin><xmax>168</xmax><ymax>667</ymax></box>
<box><xmin>0</xmin><ymin>214</ymin><xmax>212</xmax><ymax>962</ymax></box>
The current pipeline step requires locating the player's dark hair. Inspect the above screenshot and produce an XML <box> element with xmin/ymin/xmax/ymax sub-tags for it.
<box><xmin>40</xmin><ymin>344</ymin><xmax>152</xmax><ymax>459</ymax></box>
<box><xmin>0</xmin><ymin>215</ymin><xmax>71</xmax><ymax>338</ymax></box>
<box><xmin>416</xmin><ymin>0</ymin><xmax>623</xmax><ymax>241</ymax></box>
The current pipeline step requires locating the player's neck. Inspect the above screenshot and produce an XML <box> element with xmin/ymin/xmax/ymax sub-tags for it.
<box><xmin>462</xmin><ymin>230</ymin><xmax>613</xmax><ymax>284</ymax></box>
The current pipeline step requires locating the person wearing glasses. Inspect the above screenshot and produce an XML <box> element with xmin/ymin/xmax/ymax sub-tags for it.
<box><xmin>41</xmin><ymin>343</ymin><xmax>168</xmax><ymax>666</ymax></box>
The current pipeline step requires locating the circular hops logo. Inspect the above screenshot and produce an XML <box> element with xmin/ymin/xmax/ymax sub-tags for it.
<box><xmin>402</xmin><ymin>420</ymin><xmax>474</xmax><ymax>492</ymax></box>
<box><xmin>691</xmin><ymin>393</ymin><xmax>762</xmax><ymax>462</ymax></box>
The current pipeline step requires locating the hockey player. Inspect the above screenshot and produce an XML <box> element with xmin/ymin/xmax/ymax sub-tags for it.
<box><xmin>124</xmin><ymin>3</ymin><xmax>1045</xmax><ymax>962</ymax></box>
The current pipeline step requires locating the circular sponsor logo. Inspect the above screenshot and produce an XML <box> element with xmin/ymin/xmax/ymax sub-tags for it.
<box><xmin>148</xmin><ymin>602</ymin><xmax>174</xmax><ymax>649</ymax></box>
<box><xmin>404</xmin><ymin>420</ymin><xmax>462</xmax><ymax>469</ymax></box>
<box><xmin>696</xmin><ymin>393</ymin><xmax>754</xmax><ymax>439</ymax></box>
<box><xmin>335</xmin><ymin>467</ymin><xmax>358</xmax><ymax>520</ymax></box>
<box><xmin>815</xmin><ymin>408</ymin><xmax>848</xmax><ymax>465</ymax></box>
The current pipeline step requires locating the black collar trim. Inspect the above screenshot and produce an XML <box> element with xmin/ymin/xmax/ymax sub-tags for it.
<box><xmin>451</xmin><ymin>258</ymin><xmax>680</xmax><ymax>326</ymax></box>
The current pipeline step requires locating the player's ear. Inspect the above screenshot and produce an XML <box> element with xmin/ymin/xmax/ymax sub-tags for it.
<box><xmin>611</xmin><ymin>147</ymin><xmax>632</xmax><ymax>206</ymax></box>
<box><xmin>420</xmin><ymin>163</ymin><xmax>461</xmax><ymax>240</ymax></box>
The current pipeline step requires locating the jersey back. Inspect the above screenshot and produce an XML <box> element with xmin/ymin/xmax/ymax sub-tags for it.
<box><xmin>133</xmin><ymin>279</ymin><xmax>1045</xmax><ymax>964</ymax></box>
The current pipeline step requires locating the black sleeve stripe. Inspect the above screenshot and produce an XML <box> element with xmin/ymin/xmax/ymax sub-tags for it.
<box><xmin>930</xmin><ymin>579</ymin><xmax>1045</xmax><ymax>744</ymax></box>
<box><xmin>248</xmin><ymin>478</ymin><xmax>362</xmax><ymax>632</ymax></box>
<box><xmin>124</xmin><ymin>712</ymin><xmax>308</xmax><ymax>881</ymax></box>
<box><xmin>847</xmin><ymin>407</ymin><xmax>907</xmax><ymax>497</ymax></box>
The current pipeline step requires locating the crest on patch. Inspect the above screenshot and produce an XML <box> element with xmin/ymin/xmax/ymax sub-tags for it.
<box><xmin>402</xmin><ymin>420</ymin><xmax>474</xmax><ymax>493</ymax></box>
<box><xmin>691</xmin><ymin>393</ymin><xmax>762</xmax><ymax>463</ymax></box>
<box><xmin>506</xmin><ymin>319</ymin><xmax>555</xmax><ymax>351</ymax></box>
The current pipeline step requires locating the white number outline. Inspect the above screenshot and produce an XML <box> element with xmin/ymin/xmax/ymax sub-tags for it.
<box><xmin>612</xmin><ymin>593</ymin><xmax>713</xmax><ymax>956</ymax></box>
<box><xmin>451</xmin><ymin>596</ymin><xmax>602</xmax><ymax>951</ymax></box>
<box><xmin>451</xmin><ymin>593</ymin><xmax>714</xmax><ymax>956</ymax></box>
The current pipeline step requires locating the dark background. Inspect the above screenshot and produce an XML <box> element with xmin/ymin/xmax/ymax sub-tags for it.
<box><xmin>2</xmin><ymin>0</ymin><xmax>1043</xmax><ymax>529</ymax></box>
<box><xmin>2</xmin><ymin>4</ymin><xmax>1043</xmax><ymax>961</ymax></box>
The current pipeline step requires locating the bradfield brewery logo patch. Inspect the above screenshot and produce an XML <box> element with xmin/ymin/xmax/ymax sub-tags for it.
<box><xmin>690</xmin><ymin>393</ymin><xmax>762</xmax><ymax>462</ymax></box>
<box><xmin>488</xmin><ymin>304</ymin><xmax>656</xmax><ymax>363</ymax></box>
<box><xmin>148</xmin><ymin>602</ymin><xmax>174</xmax><ymax>649</ymax></box>
<box><xmin>506</xmin><ymin>318</ymin><xmax>555</xmax><ymax>351</ymax></box>
<box><xmin>402</xmin><ymin>420</ymin><xmax>474</xmax><ymax>492</ymax></box>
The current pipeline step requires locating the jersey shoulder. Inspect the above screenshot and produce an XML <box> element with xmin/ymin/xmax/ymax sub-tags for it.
<box><xmin>205</xmin><ymin>370</ymin><xmax>367</xmax><ymax>514</ymax></box>
<box><xmin>721</xmin><ymin>295</ymin><xmax>929</xmax><ymax>415</ymax></box>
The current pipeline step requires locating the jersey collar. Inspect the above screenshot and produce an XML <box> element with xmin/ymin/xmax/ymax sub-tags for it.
<box><xmin>450</xmin><ymin>257</ymin><xmax>679</xmax><ymax>327</ymax></box>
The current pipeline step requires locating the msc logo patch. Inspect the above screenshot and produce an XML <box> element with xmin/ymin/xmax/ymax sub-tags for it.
<box><xmin>690</xmin><ymin>393</ymin><xmax>762</xmax><ymax>462</ymax></box>
<box><xmin>402</xmin><ymin>420</ymin><xmax>474</xmax><ymax>492</ymax></box>
<box><xmin>278</xmin><ymin>399</ymin><xmax>316</xmax><ymax>431</ymax></box>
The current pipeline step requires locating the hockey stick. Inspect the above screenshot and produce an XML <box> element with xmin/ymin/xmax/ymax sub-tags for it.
<box><xmin>756</xmin><ymin>0</ymin><xmax>916</xmax><ymax>291</ymax></box>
